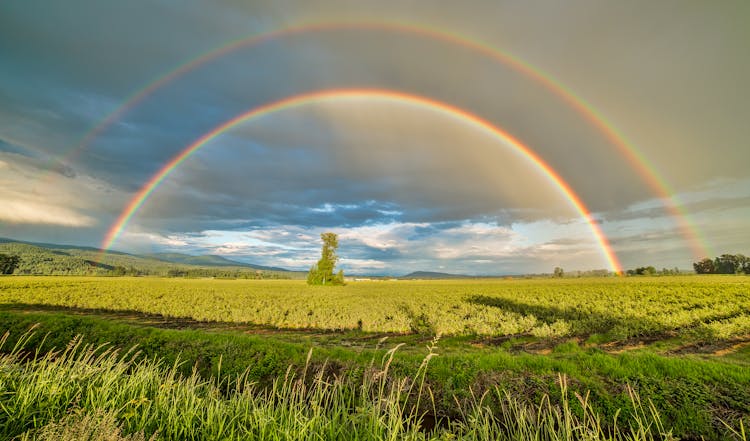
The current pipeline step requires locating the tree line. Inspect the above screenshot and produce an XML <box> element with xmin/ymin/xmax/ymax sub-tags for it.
<box><xmin>693</xmin><ymin>254</ymin><xmax>750</xmax><ymax>274</ymax></box>
<box><xmin>625</xmin><ymin>266</ymin><xmax>681</xmax><ymax>276</ymax></box>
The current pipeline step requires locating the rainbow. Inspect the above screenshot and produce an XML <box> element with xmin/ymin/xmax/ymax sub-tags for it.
<box><xmin>56</xmin><ymin>21</ymin><xmax>709</xmax><ymax>259</ymax></box>
<box><xmin>101</xmin><ymin>89</ymin><xmax>624</xmax><ymax>273</ymax></box>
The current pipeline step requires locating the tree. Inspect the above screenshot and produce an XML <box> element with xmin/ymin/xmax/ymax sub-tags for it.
<box><xmin>553</xmin><ymin>267</ymin><xmax>564</xmax><ymax>278</ymax></box>
<box><xmin>742</xmin><ymin>256</ymin><xmax>750</xmax><ymax>275</ymax></box>
<box><xmin>640</xmin><ymin>266</ymin><xmax>656</xmax><ymax>276</ymax></box>
<box><xmin>693</xmin><ymin>258</ymin><xmax>715</xmax><ymax>274</ymax></box>
<box><xmin>714</xmin><ymin>254</ymin><xmax>736</xmax><ymax>274</ymax></box>
<box><xmin>307</xmin><ymin>232</ymin><xmax>344</xmax><ymax>285</ymax></box>
<box><xmin>0</xmin><ymin>254</ymin><xmax>20</xmax><ymax>274</ymax></box>
<box><xmin>626</xmin><ymin>266</ymin><xmax>657</xmax><ymax>276</ymax></box>
<box><xmin>714</xmin><ymin>254</ymin><xmax>748</xmax><ymax>274</ymax></box>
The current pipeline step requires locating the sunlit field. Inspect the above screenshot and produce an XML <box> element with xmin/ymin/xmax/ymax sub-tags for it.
<box><xmin>1</xmin><ymin>275</ymin><xmax>749</xmax><ymax>439</ymax></box>
<box><xmin>2</xmin><ymin>276</ymin><xmax>748</xmax><ymax>339</ymax></box>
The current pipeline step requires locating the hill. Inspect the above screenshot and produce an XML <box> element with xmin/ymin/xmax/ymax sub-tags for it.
<box><xmin>147</xmin><ymin>253</ymin><xmax>287</xmax><ymax>272</ymax></box>
<box><xmin>0</xmin><ymin>237</ymin><xmax>127</xmax><ymax>254</ymax></box>
<box><xmin>399</xmin><ymin>271</ymin><xmax>474</xmax><ymax>279</ymax></box>
<box><xmin>0</xmin><ymin>238</ymin><xmax>301</xmax><ymax>278</ymax></box>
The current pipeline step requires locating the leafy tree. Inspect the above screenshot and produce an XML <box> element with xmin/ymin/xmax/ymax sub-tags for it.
<box><xmin>307</xmin><ymin>232</ymin><xmax>344</xmax><ymax>285</ymax></box>
<box><xmin>693</xmin><ymin>258</ymin><xmax>715</xmax><ymax>274</ymax></box>
<box><xmin>693</xmin><ymin>254</ymin><xmax>750</xmax><ymax>274</ymax></box>
<box><xmin>626</xmin><ymin>266</ymin><xmax>657</xmax><ymax>276</ymax></box>
<box><xmin>0</xmin><ymin>253</ymin><xmax>20</xmax><ymax>274</ymax></box>
<box><xmin>714</xmin><ymin>253</ymin><xmax>748</xmax><ymax>274</ymax></box>
<box><xmin>641</xmin><ymin>266</ymin><xmax>656</xmax><ymax>276</ymax></box>
<box><xmin>553</xmin><ymin>267</ymin><xmax>564</xmax><ymax>278</ymax></box>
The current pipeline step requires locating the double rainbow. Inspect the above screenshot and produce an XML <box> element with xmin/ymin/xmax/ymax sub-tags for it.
<box><xmin>80</xmin><ymin>20</ymin><xmax>706</xmax><ymax>269</ymax></box>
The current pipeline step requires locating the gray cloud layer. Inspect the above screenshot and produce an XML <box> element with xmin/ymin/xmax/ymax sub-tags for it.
<box><xmin>1</xmin><ymin>0</ymin><xmax>748</xmax><ymax>272</ymax></box>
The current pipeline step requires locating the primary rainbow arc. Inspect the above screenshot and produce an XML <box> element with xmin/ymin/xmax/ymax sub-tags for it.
<box><xmin>101</xmin><ymin>88</ymin><xmax>624</xmax><ymax>273</ymax></box>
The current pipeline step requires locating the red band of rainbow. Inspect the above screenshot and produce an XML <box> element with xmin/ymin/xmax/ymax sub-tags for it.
<box><xmin>101</xmin><ymin>88</ymin><xmax>623</xmax><ymax>273</ymax></box>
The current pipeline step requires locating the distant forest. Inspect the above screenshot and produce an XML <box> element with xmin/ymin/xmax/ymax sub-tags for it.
<box><xmin>0</xmin><ymin>242</ymin><xmax>301</xmax><ymax>279</ymax></box>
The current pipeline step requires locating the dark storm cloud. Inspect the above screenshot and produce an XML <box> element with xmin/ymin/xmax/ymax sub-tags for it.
<box><xmin>605</xmin><ymin>195</ymin><xmax>750</xmax><ymax>223</ymax></box>
<box><xmin>124</xmin><ymin>100</ymin><xmax>586</xmax><ymax>235</ymax></box>
<box><xmin>0</xmin><ymin>2</ymin><xmax>274</xmax><ymax>95</ymax></box>
<box><xmin>0</xmin><ymin>139</ymin><xmax>36</xmax><ymax>157</ymax></box>
<box><xmin>2</xmin><ymin>3</ymin><xmax>652</xmax><ymax>210</ymax></box>
<box><xmin>2</xmin><ymin>0</ymin><xmax>749</xmax><ymax>272</ymax></box>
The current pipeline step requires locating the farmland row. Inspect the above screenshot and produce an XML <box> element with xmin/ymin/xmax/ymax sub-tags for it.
<box><xmin>1</xmin><ymin>276</ymin><xmax>748</xmax><ymax>340</ymax></box>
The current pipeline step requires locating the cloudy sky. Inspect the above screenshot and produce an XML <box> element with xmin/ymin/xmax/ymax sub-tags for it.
<box><xmin>1</xmin><ymin>1</ymin><xmax>749</xmax><ymax>275</ymax></box>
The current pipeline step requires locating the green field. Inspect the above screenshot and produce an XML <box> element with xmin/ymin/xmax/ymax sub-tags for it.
<box><xmin>2</xmin><ymin>276</ymin><xmax>749</xmax><ymax>339</ymax></box>
<box><xmin>1</xmin><ymin>276</ymin><xmax>749</xmax><ymax>439</ymax></box>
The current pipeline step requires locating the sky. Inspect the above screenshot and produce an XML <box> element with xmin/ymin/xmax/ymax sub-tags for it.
<box><xmin>1</xmin><ymin>1</ymin><xmax>749</xmax><ymax>275</ymax></box>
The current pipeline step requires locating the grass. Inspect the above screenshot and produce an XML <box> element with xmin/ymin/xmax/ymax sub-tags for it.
<box><xmin>3</xmin><ymin>329</ymin><xmax>746</xmax><ymax>441</ymax></box>
<box><xmin>0</xmin><ymin>308</ymin><xmax>748</xmax><ymax>439</ymax></box>
<box><xmin>0</xmin><ymin>275</ymin><xmax>748</xmax><ymax>438</ymax></box>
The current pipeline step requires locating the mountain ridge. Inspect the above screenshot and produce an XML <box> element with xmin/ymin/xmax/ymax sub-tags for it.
<box><xmin>0</xmin><ymin>237</ymin><xmax>297</xmax><ymax>276</ymax></box>
<box><xmin>146</xmin><ymin>252</ymin><xmax>288</xmax><ymax>272</ymax></box>
<box><xmin>399</xmin><ymin>271</ymin><xmax>474</xmax><ymax>279</ymax></box>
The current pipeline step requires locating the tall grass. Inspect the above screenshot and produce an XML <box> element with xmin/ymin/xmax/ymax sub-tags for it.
<box><xmin>0</xmin><ymin>330</ymin><xmax>746</xmax><ymax>441</ymax></box>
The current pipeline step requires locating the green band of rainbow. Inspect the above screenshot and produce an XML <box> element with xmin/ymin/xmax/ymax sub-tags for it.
<box><xmin>58</xmin><ymin>20</ymin><xmax>709</xmax><ymax>259</ymax></box>
<box><xmin>101</xmin><ymin>88</ymin><xmax>623</xmax><ymax>273</ymax></box>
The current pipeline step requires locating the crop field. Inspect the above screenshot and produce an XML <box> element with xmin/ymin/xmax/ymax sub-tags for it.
<box><xmin>1</xmin><ymin>276</ymin><xmax>749</xmax><ymax>340</ymax></box>
<box><xmin>1</xmin><ymin>275</ymin><xmax>749</xmax><ymax>440</ymax></box>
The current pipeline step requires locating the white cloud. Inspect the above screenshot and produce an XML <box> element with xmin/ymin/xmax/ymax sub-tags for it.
<box><xmin>0</xmin><ymin>152</ymin><xmax>123</xmax><ymax>228</ymax></box>
<box><xmin>116</xmin><ymin>229</ymin><xmax>190</xmax><ymax>248</ymax></box>
<box><xmin>110</xmin><ymin>216</ymin><xmax>614</xmax><ymax>274</ymax></box>
<box><xmin>0</xmin><ymin>197</ymin><xmax>95</xmax><ymax>226</ymax></box>
<box><xmin>339</xmin><ymin>258</ymin><xmax>388</xmax><ymax>271</ymax></box>
<box><xmin>338</xmin><ymin>222</ymin><xmax>429</xmax><ymax>251</ymax></box>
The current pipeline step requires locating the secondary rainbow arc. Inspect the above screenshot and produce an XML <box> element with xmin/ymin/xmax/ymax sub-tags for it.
<box><xmin>101</xmin><ymin>88</ymin><xmax>624</xmax><ymax>273</ymax></box>
<box><xmin>54</xmin><ymin>20</ymin><xmax>709</xmax><ymax>259</ymax></box>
